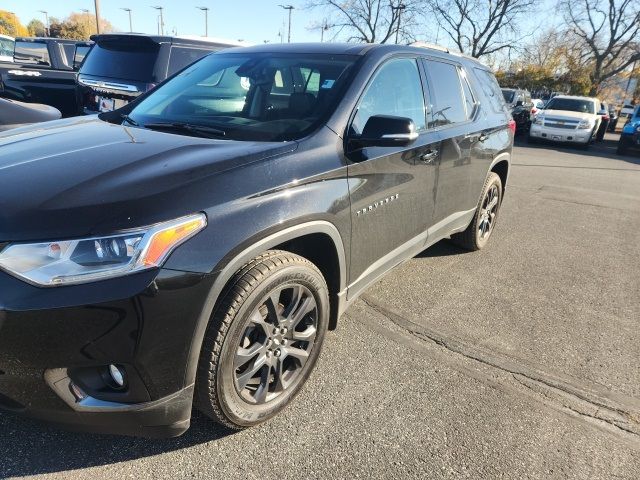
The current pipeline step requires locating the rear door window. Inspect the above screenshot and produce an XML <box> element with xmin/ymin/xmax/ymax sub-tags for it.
<box><xmin>14</xmin><ymin>41</ymin><xmax>50</xmax><ymax>66</ymax></box>
<box><xmin>475</xmin><ymin>68</ymin><xmax>509</xmax><ymax>114</ymax></box>
<box><xmin>80</xmin><ymin>41</ymin><xmax>160</xmax><ymax>82</ymax></box>
<box><xmin>424</xmin><ymin>59</ymin><xmax>466</xmax><ymax>127</ymax></box>
<box><xmin>459</xmin><ymin>67</ymin><xmax>477</xmax><ymax>120</ymax></box>
<box><xmin>168</xmin><ymin>47</ymin><xmax>212</xmax><ymax>76</ymax></box>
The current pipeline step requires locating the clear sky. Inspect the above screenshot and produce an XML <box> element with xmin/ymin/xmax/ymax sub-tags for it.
<box><xmin>5</xmin><ymin>1</ymin><xmax>325</xmax><ymax>44</ymax></box>
<box><xmin>3</xmin><ymin>0</ymin><xmax>557</xmax><ymax>49</ymax></box>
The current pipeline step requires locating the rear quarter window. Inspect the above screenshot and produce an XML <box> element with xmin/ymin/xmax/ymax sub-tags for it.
<box><xmin>167</xmin><ymin>47</ymin><xmax>213</xmax><ymax>76</ymax></box>
<box><xmin>474</xmin><ymin>68</ymin><xmax>508</xmax><ymax>114</ymax></box>
<box><xmin>14</xmin><ymin>41</ymin><xmax>50</xmax><ymax>66</ymax></box>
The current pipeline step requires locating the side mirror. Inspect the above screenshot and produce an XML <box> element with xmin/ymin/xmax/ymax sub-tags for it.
<box><xmin>354</xmin><ymin>115</ymin><xmax>418</xmax><ymax>148</ymax></box>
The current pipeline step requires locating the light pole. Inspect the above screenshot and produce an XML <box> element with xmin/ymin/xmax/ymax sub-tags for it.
<box><xmin>196</xmin><ymin>7</ymin><xmax>209</xmax><ymax>37</ymax></box>
<box><xmin>94</xmin><ymin>0</ymin><xmax>102</xmax><ymax>34</ymax></box>
<box><xmin>391</xmin><ymin>3</ymin><xmax>406</xmax><ymax>44</ymax></box>
<box><xmin>39</xmin><ymin>10</ymin><xmax>49</xmax><ymax>37</ymax></box>
<box><xmin>320</xmin><ymin>20</ymin><xmax>333</xmax><ymax>42</ymax></box>
<box><xmin>278</xmin><ymin>5</ymin><xmax>294</xmax><ymax>43</ymax></box>
<box><xmin>121</xmin><ymin>8</ymin><xmax>133</xmax><ymax>32</ymax></box>
<box><xmin>152</xmin><ymin>6</ymin><xmax>165</xmax><ymax>35</ymax></box>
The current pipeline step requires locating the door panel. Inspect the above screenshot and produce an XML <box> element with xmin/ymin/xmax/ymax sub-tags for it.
<box><xmin>346</xmin><ymin>57</ymin><xmax>439</xmax><ymax>295</ymax></box>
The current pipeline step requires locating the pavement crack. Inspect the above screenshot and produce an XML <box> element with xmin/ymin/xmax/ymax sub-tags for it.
<box><xmin>359</xmin><ymin>294</ymin><xmax>640</xmax><ymax>440</ymax></box>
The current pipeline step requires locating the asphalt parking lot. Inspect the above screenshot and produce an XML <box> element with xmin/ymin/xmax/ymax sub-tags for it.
<box><xmin>0</xmin><ymin>134</ymin><xmax>638</xmax><ymax>479</ymax></box>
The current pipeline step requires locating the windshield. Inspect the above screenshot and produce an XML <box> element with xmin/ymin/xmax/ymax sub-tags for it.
<box><xmin>0</xmin><ymin>37</ymin><xmax>13</xmax><ymax>58</ymax></box>
<box><xmin>502</xmin><ymin>90</ymin><xmax>515</xmax><ymax>103</ymax></box>
<box><xmin>80</xmin><ymin>40</ymin><xmax>160</xmax><ymax>82</ymax></box>
<box><xmin>544</xmin><ymin>98</ymin><xmax>595</xmax><ymax>114</ymax></box>
<box><xmin>127</xmin><ymin>52</ymin><xmax>357</xmax><ymax>142</ymax></box>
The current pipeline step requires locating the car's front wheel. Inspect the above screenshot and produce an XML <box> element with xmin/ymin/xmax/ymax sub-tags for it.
<box><xmin>452</xmin><ymin>172</ymin><xmax>503</xmax><ymax>251</ymax></box>
<box><xmin>196</xmin><ymin>250</ymin><xmax>329</xmax><ymax>429</ymax></box>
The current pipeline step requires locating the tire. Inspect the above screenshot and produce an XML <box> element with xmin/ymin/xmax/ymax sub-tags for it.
<box><xmin>195</xmin><ymin>250</ymin><xmax>329</xmax><ymax>429</ymax></box>
<box><xmin>527</xmin><ymin>134</ymin><xmax>537</xmax><ymax>144</ymax></box>
<box><xmin>451</xmin><ymin>172</ymin><xmax>503</xmax><ymax>251</ymax></box>
<box><xmin>617</xmin><ymin>137</ymin><xmax>630</xmax><ymax>155</ymax></box>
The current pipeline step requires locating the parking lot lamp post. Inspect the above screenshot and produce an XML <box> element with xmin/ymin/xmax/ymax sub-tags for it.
<box><xmin>152</xmin><ymin>6</ymin><xmax>165</xmax><ymax>36</ymax></box>
<box><xmin>196</xmin><ymin>7</ymin><xmax>209</xmax><ymax>37</ymax></box>
<box><xmin>120</xmin><ymin>8</ymin><xmax>133</xmax><ymax>32</ymax></box>
<box><xmin>94</xmin><ymin>0</ymin><xmax>102</xmax><ymax>34</ymax></box>
<box><xmin>279</xmin><ymin>5</ymin><xmax>294</xmax><ymax>43</ymax></box>
<box><xmin>39</xmin><ymin>10</ymin><xmax>49</xmax><ymax>37</ymax></box>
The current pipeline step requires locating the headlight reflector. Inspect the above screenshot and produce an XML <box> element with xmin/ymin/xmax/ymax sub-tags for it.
<box><xmin>577</xmin><ymin>119</ymin><xmax>594</xmax><ymax>129</ymax></box>
<box><xmin>534</xmin><ymin>115</ymin><xmax>544</xmax><ymax>125</ymax></box>
<box><xmin>0</xmin><ymin>213</ymin><xmax>206</xmax><ymax>286</ymax></box>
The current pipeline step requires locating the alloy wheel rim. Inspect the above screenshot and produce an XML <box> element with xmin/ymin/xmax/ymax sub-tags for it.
<box><xmin>233</xmin><ymin>284</ymin><xmax>318</xmax><ymax>404</ymax></box>
<box><xmin>478</xmin><ymin>184</ymin><xmax>499</xmax><ymax>240</ymax></box>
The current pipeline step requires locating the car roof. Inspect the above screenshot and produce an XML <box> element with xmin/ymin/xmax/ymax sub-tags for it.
<box><xmin>217</xmin><ymin>42</ymin><xmax>487</xmax><ymax>67</ymax></box>
<box><xmin>15</xmin><ymin>37</ymin><xmax>91</xmax><ymax>45</ymax></box>
<box><xmin>90</xmin><ymin>33</ymin><xmax>244</xmax><ymax>47</ymax></box>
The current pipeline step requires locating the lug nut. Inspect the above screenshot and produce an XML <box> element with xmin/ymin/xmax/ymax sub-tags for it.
<box><xmin>274</xmin><ymin>349</ymin><xmax>282</xmax><ymax>357</ymax></box>
<box><xmin>266</xmin><ymin>350</ymin><xmax>273</xmax><ymax>358</ymax></box>
<box><xmin>273</xmin><ymin>327</ymin><xmax>279</xmax><ymax>335</ymax></box>
<box><xmin>282</xmin><ymin>339</ymin><xmax>287</xmax><ymax>346</ymax></box>
<box><xmin>280</xmin><ymin>327</ymin><xmax>287</xmax><ymax>335</ymax></box>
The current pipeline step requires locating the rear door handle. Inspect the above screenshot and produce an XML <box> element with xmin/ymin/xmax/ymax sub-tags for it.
<box><xmin>478</xmin><ymin>133</ymin><xmax>489</xmax><ymax>142</ymax></box>
<box><xmin>420</xmin><ymin>150</ymin><xmax>438</xmax><ymax>163</ymax></box>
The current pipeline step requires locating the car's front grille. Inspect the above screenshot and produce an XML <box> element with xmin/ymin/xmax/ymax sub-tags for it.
<box><xmin>544</xmin><ymin>117</ymin><xmax>579</xmax><ymax>130</ymax></box>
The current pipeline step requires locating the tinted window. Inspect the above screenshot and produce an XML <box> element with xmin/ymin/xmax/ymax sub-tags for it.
<box><xmin>80</xmin><ymin>41</ymin><xmax>160</xmax><ymax>82</ymax></box>
<box><xmin>352</xmin><ymin>58</ymin><xmax>426</xmax><ymax>134</ymax></box>
<box><xmin>128</xmin><ymin>53</ymin><xmax>356</xmax><ymax>142</ymax></box>
<box><xmin>425</xmin><ymin>60</ymin><xmax>466</xmax><ymax>126</ymax></box>
<box><xmin>14</xmin><ymin>41</ymin><xmax>50</xmax><ymax>66</ymax></box>
<box><xmin>502</xmin><ymin>89</ymin><xmax>515</xmax><ymax>103</ymax></box>
<box><xmin>168</xmin><ymin>47</ymin><xmax>212</xmax><ymax>75</ymax></box>
<box><xmin>74</xmin><ymin>45</ymin><xmax>91</xmax><ymax>68</ymax></box>
<box><xmin>476</xmin><ymin>68</ymin><xmax>508</xmax><ymax>114</ymax></box>
<box><xmin>545</xmin><ymin>98</ymin><xmax>595</xmax><ymax>114</ymax></box>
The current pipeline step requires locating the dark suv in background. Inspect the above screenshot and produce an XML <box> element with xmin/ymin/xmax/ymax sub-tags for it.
<box><xmin>78</xmin><ymin>34</ymin><xmax>242</xmax><ymax>113</ymax></box>
<box><xmin>501</xmin><ymin>87</ymin><xmax>533</xmax><ymax>133</ymax></box>
<box><xmin>0</xmin><ymin>43</ymin><xmax>513</xmax><ymax>437</ymax></box>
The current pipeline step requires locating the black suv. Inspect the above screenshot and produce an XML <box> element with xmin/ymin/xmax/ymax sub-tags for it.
<box><xmin>0</xmin><ymin>43</ymin><xmax>513</xmax><ymax>437</ymax></box>
<box><xmin>501</xmin><ymin>87</ymin><xmax>533</xmax><ymax>133</ymax></box>
<box><xmin>78</xmin><ymin>34</ymin><xmax>241</xmax><ymax>114</ymax></box>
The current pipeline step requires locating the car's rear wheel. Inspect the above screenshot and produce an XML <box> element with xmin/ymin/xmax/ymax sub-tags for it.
<box><xmin>617</xmin><ymin>137</ymin><xmax>630</xmax><ymax>155</ymax></box>
<box><xmin>196</xmin><ymin>250</ymin><xmax>329</xmax><ymax>429</ymax></box>
<box><xmin>451</xmin><ymin>172</ymin><xmax>503</xmax><ymax>251</ymax></box>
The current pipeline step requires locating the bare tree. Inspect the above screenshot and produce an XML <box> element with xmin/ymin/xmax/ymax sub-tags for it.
<box><xmin>561</xmin><ymin>0</ymin><xmax>640</xmax><ymax>95</ymax></box>
<box><xmin>306</xmin><ymin>0</ymin><xmax>421</xmax><ymax>44</ymax></box>
<box><xmin>425</xmin><ymin>0</ymin><xmax>534</xmax><ymax>57</ymax></box>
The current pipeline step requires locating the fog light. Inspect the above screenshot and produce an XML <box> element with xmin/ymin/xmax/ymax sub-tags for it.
<box><xmin>108</xmin><ymin>364</ymin><xmax>126</xmax><ymax>388</ymax></box>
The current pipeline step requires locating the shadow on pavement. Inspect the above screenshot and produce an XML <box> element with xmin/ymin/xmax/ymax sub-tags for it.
<box><xmin>416</xmin><ymin>239</ymin><xmax>469</xmax><ymax>258</ymax></box>
<box><xmin>0</xmin><ymin>410</ymin><xmax>235</xmax><ymax>477</ymax></box>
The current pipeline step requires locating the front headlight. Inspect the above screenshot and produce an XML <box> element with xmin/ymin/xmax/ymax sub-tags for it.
<box><xmin>534</xmin><ymin>115</ymin><xmax>544</xmax><ymax>125</ymax></box>
<box><xmin>577</xmin><ymin>119</ymin><xmax>594</xmax><ymax>129</ymax></box>
<box><xmin>0</xmin><ymin>213</ymin><xmax>206</xmax><ymax>286</ymax></box>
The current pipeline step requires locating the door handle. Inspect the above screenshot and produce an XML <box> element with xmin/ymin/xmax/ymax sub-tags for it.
<box><xmin>420</xmin><ymin>150</ymin><xmax>438</xmax><ymax>163</ymax></box>
<box><xmin>478</xmin><ymin>133</ymin><xmax>489</xmax><ymax>142</ymax></box>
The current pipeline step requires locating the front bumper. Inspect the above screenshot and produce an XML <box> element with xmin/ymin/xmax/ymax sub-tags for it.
<box><xmin>0</xmin><ymin>268</ymin><xmax>214</xmax><ymax>437</ymax></box>
<box><xmin>529</xmin><ymin>124</ymin><xmax>592</xmax><ymax>144</ymax></box>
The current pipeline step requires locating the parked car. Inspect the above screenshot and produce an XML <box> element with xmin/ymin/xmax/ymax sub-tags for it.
<box><xmin>528</xmin><ymin>95</ymin><xmax>602</xmax><ymax>148</ymax></box>
<box><xmin>0</xmin><ymin>42</ymin><xmax>513</xmax><ymax>437</ymax></box>
<box><xmin>607</xmin><ymin>105</ymin><xmax>619</xmax><ymax>132</ymax></box>
<box><xmin>617</xmin><ymin>103</ymin><xmax>636</xmax><ymax>131</ymax></box>
<box><xmin>0</xmin><ymin>37</ymin><xmax>92</xmax><ymax>117</ymax></box>
<box><xmin>0</xmin><ymin>34</ymin><xmax>14</xmax><ymax>63</ymax></box>
<box><xmin>0</xmin><ymin>97</ymin><xmax>61</xmax><ymax>131</ymax></box>
<box><xmin>78</xmin><ymin>34</ymin><xmax>243</xmax><ymax>114</ymax></box>
<box><xmin>501</xmin><ymin>88</ymin><xmax>533</xmax><ymax>133</ymax></box>
<box><xmin>616</xmin><ymin>105</ymin><xmax>640</xmax><ymax>155</ymax></box>
<box><xmin>596</xmin><ymin>101</ymin><xmax>610</xmax><ymax>141</ymax></box>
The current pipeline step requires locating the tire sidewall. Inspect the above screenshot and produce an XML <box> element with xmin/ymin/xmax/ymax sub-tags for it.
<box><xmin>216</xmin><ymin>265</ymin><xmax>329</xmax><ymax>427</ymax></box>
<box><xmin>474</xmin><ymin>173</ymin><xmax>502</xmax><ymax>249</ymax></box>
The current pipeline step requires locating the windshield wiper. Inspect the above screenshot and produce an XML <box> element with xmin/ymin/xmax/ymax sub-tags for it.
<box><xmin>143</xmin><ymin>122</ymin><xmax>226</xmax><ymax>138</ymax></box>
<box><xmin>121</xmin><ymin>114</ymin><xmax>139</xmax><ymax>126</ymax></box>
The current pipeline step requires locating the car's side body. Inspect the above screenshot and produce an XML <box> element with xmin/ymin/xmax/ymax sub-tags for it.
<box><xmin>617</xmin><ymin>105</ymin><xmax>640</xmax><ymax>155</ymax></box>
<box><xmin>501</xmin><ymin>87</ymin><xmax>532</xmax><ymax>133</ymax></box>
<box><xmin>0</xmin><ymin>43</ymin><xmax>512</xmax><ymax>437</ymax></box>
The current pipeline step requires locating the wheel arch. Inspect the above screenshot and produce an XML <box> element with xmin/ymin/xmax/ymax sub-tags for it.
<box><xmin>183</xmin><ymin>220</ymin><xmax>347</xmax><ymax>388</ymax></box>
<box><xmin>489</xmin><ymin>153</ymin><xmax>510</xmax><ymax>195</ymax></box>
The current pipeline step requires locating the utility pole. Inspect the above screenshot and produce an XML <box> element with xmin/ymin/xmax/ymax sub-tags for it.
<box><xmin>197</xmin><ymin>7</ymin><xmax>209</xmax><ymax>37</ymax></box>
<box><xmin>39</xmin><ymin>10</ymin><xmax>49</xmax><ymax>37</ymax></box>
<box><xmin>152</xmin><ymin>6</ymin><xmax>165</xmax><ymax>36</ymax></box>
<box><xmin>120</xmin><ymin>8</ymin><xmax>133</xmax><ymax>32</ymax></box>
<box><xmin>391</xmin><ymin>3</ymin><xmax>406</xmax><ymax>44</ymax></box>
<box><xmin>279</xmin><ymin>5</ymin><xmax>294</xmax><ymax>43</ymax></box>
<box><xmin>320</xmin><ymin>20</ymin><xmax>332</xmax><ymax>42</ymax></box>
<box><xmin>94</xmin><ymin>0</ymin><xmax>102</xmax><ymax>34</ymax></box>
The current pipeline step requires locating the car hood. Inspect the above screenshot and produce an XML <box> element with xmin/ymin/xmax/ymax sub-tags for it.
<box><xmin>540</xmin><ymin>109</ymin><xmax>595</xmax><ymax>120</ymax></box>
<box><xmin>0</xmin><ymin>117</ymin><xmax>297</xmax><ymax>242</ymax></box>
